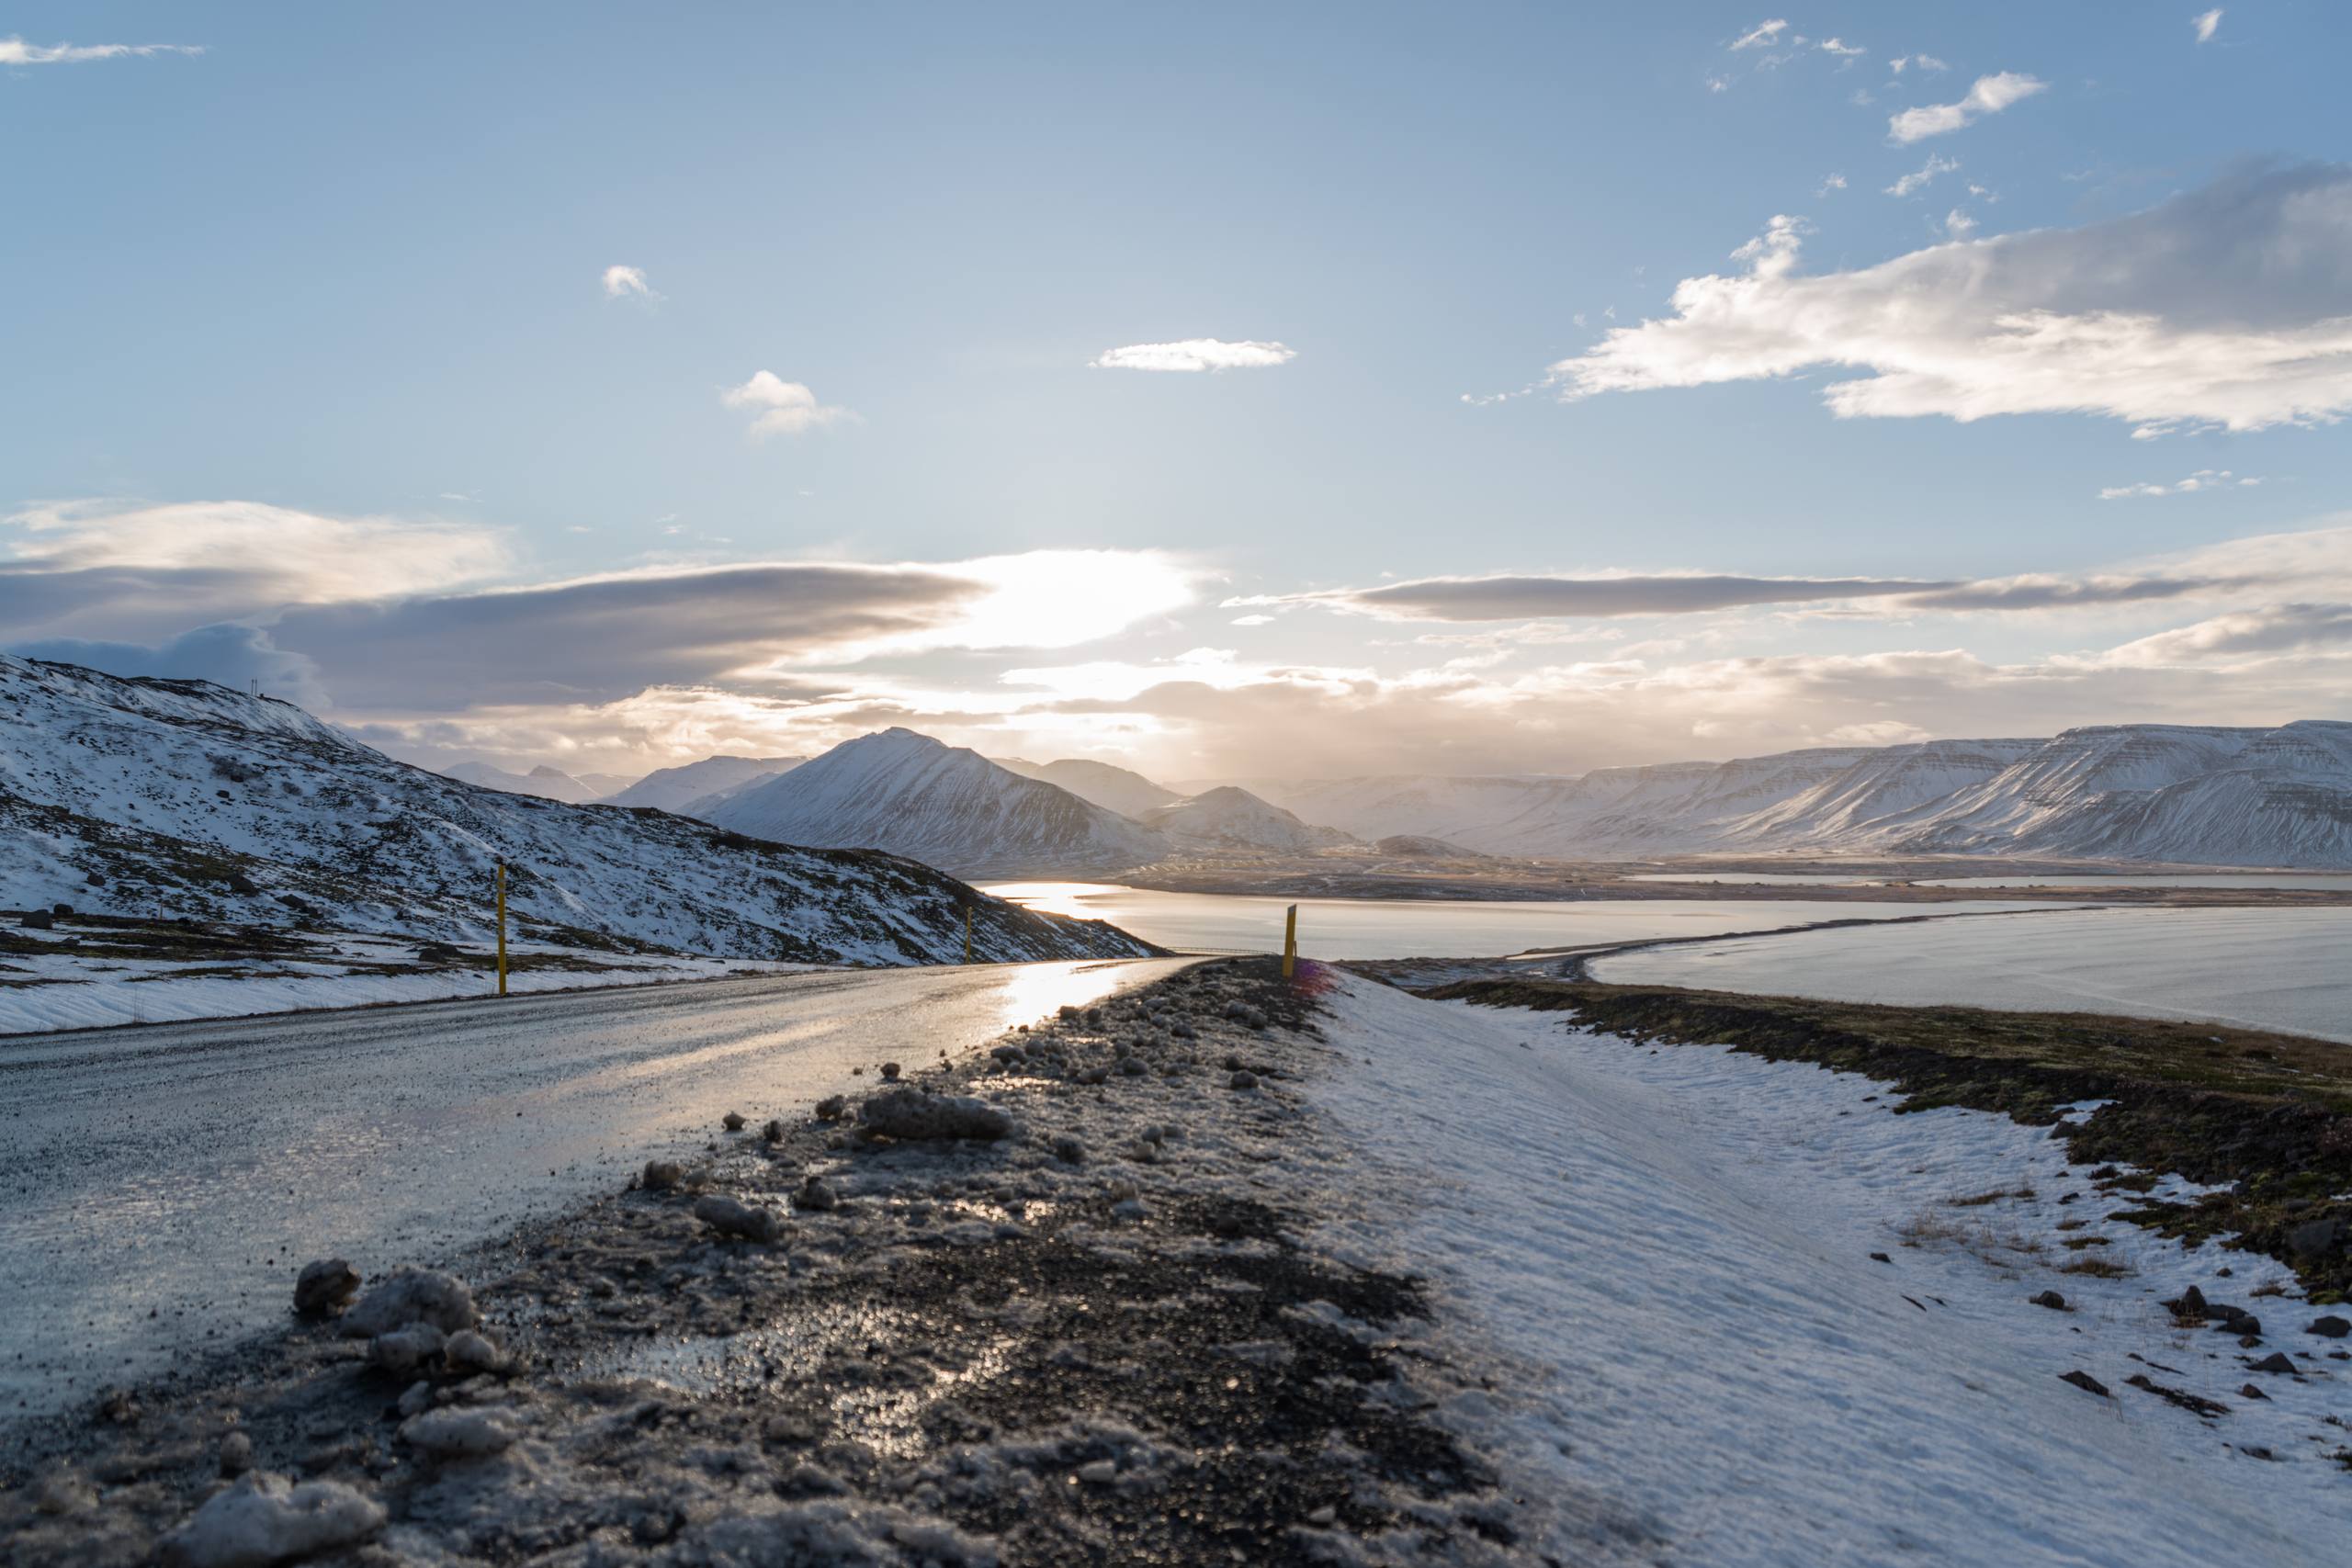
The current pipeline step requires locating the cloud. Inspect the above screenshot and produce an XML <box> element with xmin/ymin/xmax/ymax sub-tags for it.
<box><xmin>2098</xmin><ymin>603</ymin><xmax>2352</xmax><ymax>666</ymax></box>
<box><xmin>1885</xmin><ymin>154</ymin><xmax>1960</xmax><ymax>197</ymax></box>
<box><xmin>0</xmin><ymin>36</ymin><xmax>201</xmax><ymax>65</ymax></box>
<box><xmin>1234</xmin><ymin>574</ymin><xmax>1959</xmax><ymax>622</ymax></box>
<box><xmin>1887</xmin><ymin>72</ymin><xmax>2048</xmax><ymax>142</ymax></box>
<box><xmin>2193</xmin><ymin>9</ymin><xmax>2223</xmax><ymax>44</ymax></box>
<box><xmin>721</xmin><ymin>371</ymin><xmax>855</xmax><ymax>436</ymax></box>
<box><xmin>1888</xmin><ymin>55</ymin><xmax>1949</xmax><ymax>74</ymax></box>
<box><xmin>2098</xmin><ymin>468</ymin><xmax>2264</xmax><ymax>500</ymax></box>
<box><xmin>602</xmin><ymin>265</ymin><xmax>656</xmax><ymax>300</ymax></box>
<box><xmin>1729</xmin><ymin>19</ymin><xmax>1789</xmax><ymax>51</ymax></box>
<box><xmin>1541</xmin><ymin>162</ymin><xmax>2352</xmax><ymax>434</ymax></box>
<box><xmin>1088</xmin><ymin>339</ymin><xmax>1296</xmax><ymax>372</ymax></box>
<box><xmin>1819</xmin><ymin>38</ymin><xmax>1866</xmax><ymax>58</ymax></box>
<box><xmin>0</xmin><ymin>499</ymin><xmax>511</xmax><ymax>638</ymax></box>
<box><xmin>5</xmin><ymin>624</ymin><xmax>323</xmax><ymax>705</ymax></box>
<box><xmin>1943</xmin><ymin>208</ymin><xmax>1977</xmax><ymax>238</ymax></box>
<box><xmin>1817</xmin><ymin>174</ymin><xmax>1848</xmax><ymax>195</ymax></box>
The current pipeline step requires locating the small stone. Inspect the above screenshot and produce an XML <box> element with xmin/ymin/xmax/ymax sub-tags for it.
<box><xmin>218</xmin><ymin>1430</ymin><xmax>253</xmax><ymax>1478</ymax></box>
<box><xmin>1075</xmin><ymin>1066</ymin><xmax>1110</xmax><ymax>1086</ymax></box>
<box><xmin>158</xmin><ymin>1473</ymin><xmax>386</xmax><ymax>1568</ymax></box>
<box><xmin>1076</xmin><ymin>1460</ymin><xmax>1117</xmax><ymax>1484</ymax></box>
<box><xmin>292</xmin><ymin>1259</ymin><xmax>359</xmax><ymax>1320</ymax></box>
<box><xmin>2239</xmin><ymin>1382</ymin><xmax>2268</xmax><ymax>1400</ymax></box>
<box><xmin>793</xmin><ymin>1176</ymin><xmax>837</xmax><ymax>1213</ymax></box>
<box><xmin>1118</xmin><ymin>1056</ymin><xmax>1148</xmax><ymax>1077</ymax></box>
<box><xmin>762</xmin><ymin>1119</ymin><xmax>785</xmax><ymax>1144</ymax></box>
<box><xmin>813</xmin><ymin>1096</ymin><xmax>848</xmax><ymax>1122</ymax></box>
<box><xmin>1869</xmin><ymin>1252</ymin><xmax>1892</xmax><ymax>1264</ymax></box>
<box><xmin>722</xmin><ymin>1111</ymin><xmax>747</xmax><ymax>1132</ymax></box>
<box><xmin>1051</xmin><ymin>1135</ymin><xmax>1086</xmax><ymax>1165</ymax></box>
<box><xmin>641</xmin><ymin>1159</ymin><xmax>686</xmax><ymax>1191</ymax></box>
<box><xmin>2162</xmin><ymin>1285</ymin><xmax>2209</xmax><ymax>1321</ymax></box>
<box><xmin>341</xmin><ymin>1270</ymin><xmax>477</xmax><ymax>1338</ymax></box>
<box><xmin>880</xmin><ymin>1062</ymin><xmax>900</xmax><ymax>1080</ymax></box>
<box><xmin>2248</xmin><ymin>1351</ymin><xmax>2299</xmax><ymax>1375</ymax></box>
<box><xmin>695</xmin><ymin>1193</ymin><xmax>784</xmax><ymax>1244</ymax></box>
<box><xmin>2308</xmin><ymin>1314</ymin><xmax>2351</xmax><ymax>1338</ymax></box>
<box><xmin>397</xmin><ymin>1381</ymin><xmax>433</xmax><ymax>1417</ymax></box>
<box><xmin>1227</xmin><ymin>1069</ymin><xmax>1259</xmax><ymax>1090</ymax></box>
<box><xmin>2057</xmin><ymin>1370</ymin><xmax>2109</xmax><ymax>1397</ymax></box>
<box><xmin>401</xmin><ymin>1407</ymin><xmax>518</xmax><ymax>1460</ymax></box>
<box><xmin>2029</xmin><ymin>1291</ymin><xmax>2069</xmax><ymax>1312</ymax></box>
<box><xmin>858</xmin><ymin>1089</ymin><xmax>1013</xmax><ymax>1143</ymax></box>
<box><xmin>368</xmin><ymin>1323</ymin><xmax>447</xmax><ymax>1378</ymax></box>
<box><xmin>445</xmin><ymin>1329</ymin><xmax>504</xmax><ymax>1375</ymax></box>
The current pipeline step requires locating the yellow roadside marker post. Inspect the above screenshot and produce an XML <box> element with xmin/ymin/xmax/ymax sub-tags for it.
<box><xmin>496</xmin><ymin>863</ymin><xmax>509</xmax><ymax>997</ymax></box>
<box><xmin>1283</xmin><ymin>904</ymin><xmax>1297</xmax><ymax>979</ymax></box>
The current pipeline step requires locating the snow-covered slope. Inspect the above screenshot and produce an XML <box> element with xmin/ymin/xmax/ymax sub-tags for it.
<box><xmin>444</xmin><ymin>761</ymin><xmax>608</xmax><ymax>805</ymax></box>
<box><xmin>0</xmin><ymin>659</ymin><xmax>1148</xmax><ymax>965</ymax></box>
<box><xmin>598</xmin><ymin>754</ymin><xmax>806</xmax><ymax>815</ymax></box>
<box><xmin>994</xmin><ymin>757</ymin><xmax>1184</xmax><ymax>818</ymax></box>
<box><xmin>708</xmin><ymin>728</ymin><xmax>1170</xmax><ymax>877</ymax></box>
<box><xmin>1242</xmin><ymin>724</ymin><xmax>2352</xmax><ymax>866</ymax></box>
<box><xmin>1141</xmin><ymin>786</ymin><xmax>1358</xmax><ymax>852</ymax></box>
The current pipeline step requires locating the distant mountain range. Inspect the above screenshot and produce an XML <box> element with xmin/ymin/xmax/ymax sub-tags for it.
<box><xmin>707</xmin><ymin>729</ymin><xmax>1171</xmax><ymax>877</ymax></box>
<box><xmin>443</xmin><ymin>761</ymin><xmax>636</xmax><ymax>805</ymax></box>
<box><xmin>1243</xmin><ymin>723</ymin><xmax>2352</xmax><ymax>867</ymax></box>
<box><xmin>0</xmin><ymin>659</ymin><xmax>1150</xmax><ymax>964</ymax></box>
<box><xmin>602</xmin><ymin>754</ymin><xmax>806</xmax><ymax>815</ymax></box>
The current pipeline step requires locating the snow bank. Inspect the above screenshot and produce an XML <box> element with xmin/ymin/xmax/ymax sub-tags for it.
<box><xmin>1306</xmin><ymin>976</ymin><xmax>2350</xmax><ymax>1566</ymax></box>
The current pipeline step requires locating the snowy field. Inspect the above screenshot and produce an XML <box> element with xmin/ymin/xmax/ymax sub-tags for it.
<box><xmin>1308</xmin><ymin>977</ymin><xmax>2350</xmax><ymax>1567</ymax></box>
<box><xmin>0</xmin><ymin>931</ymin><xmax>810</xmax><ymax>1036</ymax></box>
<box><xmin>1589</xmin><ymin>904</ymin><xmax>2352</xmax><ymax>1043</ymax></box>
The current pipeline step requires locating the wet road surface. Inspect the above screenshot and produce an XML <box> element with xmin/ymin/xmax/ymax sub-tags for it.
<box><xmin>0</xmin><ymin>958</ymin><xmax>1190</xmax><ymax>1422</ymax></box>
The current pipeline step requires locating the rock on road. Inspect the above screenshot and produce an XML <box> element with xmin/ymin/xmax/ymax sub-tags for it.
<box><xmin>0</xmin><ymin>958</ymin><xmax>1192</xmax><ymax>1426</ymax></box>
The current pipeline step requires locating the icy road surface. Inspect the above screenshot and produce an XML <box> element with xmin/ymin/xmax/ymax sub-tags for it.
<box><xmin>0</xmin><ymin>958</ymin><xmax>1189</xmax><ymax>1422</ymax></box>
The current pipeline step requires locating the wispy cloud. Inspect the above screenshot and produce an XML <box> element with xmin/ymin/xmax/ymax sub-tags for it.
<box><xmin>2192</xmin><ymin>8</ymin><xmax>2224</xmax><ymax>44</ymax></box>
<box><xmin>1884</xmin><ymin>153</ymin><xmax>1960</xmax><ymax>197</ymax></box>
<box><xmin>1729</xmin><ymin>19</ymin><xmax>1788</xmax><ymax>51</ymax></box>
<box><xmin>1816</xmin><ymin>173</ymin><xmax>1849</xmax><ymax>196</ymax></box>
<box><xmin>0</xmin><ymin>36</ymin><xmax>202</xmax><ymax>65</ymax></box>
<box><xmin>1942</xmin><ymin>208</ymin><xmax>1977</xmax><ymax>238</ymax></box>
<box><xmin>2098</xmin><ymin>469</ymin><xmax>2264</xmax><ymax>500</ymax></box>
<box><xmin>1888</xmin><ymin>54</ymin><xmax>1950</xmax><ymax>74</ymax></box>
<box><xmin>721</xmin><ymin>371</ymin><xmax>855</xmax><ymax>437</ymax></box>
<box><xmin>1089</xmin><ymin>339</ymin><xmax>1296</xmax><ymax>372</ymax></box>
<box><xmin>602</xmin><ymin>265</ymin><xmax>657</xmax><ymax>301</ymax></box>
<box><xmin>1539</xmin><ymin>163</ymin><xmax>2352</xmax><ymax>435</ymax></box>
<box><xmin>1818</xmin><ymin>38</ymin><xmax>1866</xmax><ymax>59</ymax></box>
<box><xmin>1231</xmin><ymin>574</ymin><xmax>1959</xmax><ymax>622</ymax></box>
<box><xmin>1887</xmin><ymin>71</ymin><xmax>2047</xmax><ymax>142</ymax></box>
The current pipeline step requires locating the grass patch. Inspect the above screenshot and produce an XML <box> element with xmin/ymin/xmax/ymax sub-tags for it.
<box><xmin>2059</xmin><ymin>1257</ymin><xmax>2133</xmax><ymax>1279</ymax></box>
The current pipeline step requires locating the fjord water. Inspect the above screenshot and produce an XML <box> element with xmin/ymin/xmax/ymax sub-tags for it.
<box><xmin>983</xmin><ymin>883</ymin><xmax>2063</xmax><ymax>960</ymax></box>
<box><xmin>1589</xmin><ymin>905</ymin><xmax>2352</xmax><ymax>1043</ymax></box>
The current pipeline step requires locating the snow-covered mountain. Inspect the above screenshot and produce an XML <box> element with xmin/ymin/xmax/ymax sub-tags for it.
<box><xmin>598</xmin><ymin>754</ymin><xmax>806</xmax><ymax>815</ymax></box>
<box><xmin>708</xmin><ymin>729</ymin><xmax>1170</xmax><ymax>877</ymax></box>
<box><xmin>993</xmin><ymin>757</ymin><xmax>1183</xmax><ymax>818</ymax></box>
<box><xmin>1238</xmin><ymin>723</ymin><xmax>2352</xmax><ymax>866</ymax></box>
<box><xmin>1141</xmin><ymin>786</ymin><xmax>1358</xmax><ymax>852</ymax></box>
<box><xmin>443</xmin><ymin>761</ymin><xmax>619</xmax><ymax>805</ymax></box>
<box><xmin>0</xmin><ymin>659</ymin><xmax>1149</xmax><ymax>964</ymax></box>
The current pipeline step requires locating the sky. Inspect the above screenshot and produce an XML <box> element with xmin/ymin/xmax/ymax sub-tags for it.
<box><xmin>4</xmin><ymin>2</ymin><xmax>2350</xmax><ymax>784</ymax></box>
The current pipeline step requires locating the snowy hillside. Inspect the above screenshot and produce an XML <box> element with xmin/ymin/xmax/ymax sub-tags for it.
<box><xmin>598</xmin><ymin>754</ymin><xmax>805</xmax><ymax>814</ymax></box>
<box><xmin>994</xmin><ymin>756</ymin><xmax>1183</xmax><ymax>818</ymax></box>
<box><xmin>0</xmin><ymin>659</ymin><xmax>1150</xmax><ymax>965</ymax></box>
<box><xmin>709</xmin><ymin>729</ymin><xmax>1170</xmax><ymax>877</ymax></box>
<box><xmin>443</xmin><ymin>761</ymin><xmax>620</xmax><ymax>805</ymax></box>
<box><xmin>1243</xmin><ymin>723</ymin><xmax>2352</xmax><ymax>866</ymax></box>
<box><xmin>1142</xmin><ymin>785</ymin><xmax>1358</xmax><ymax>852</ymax></box>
